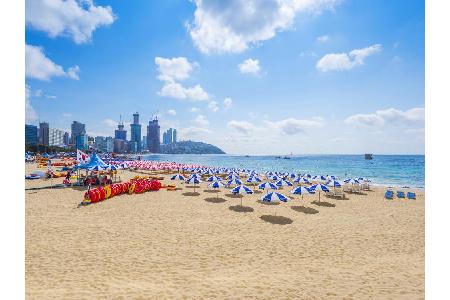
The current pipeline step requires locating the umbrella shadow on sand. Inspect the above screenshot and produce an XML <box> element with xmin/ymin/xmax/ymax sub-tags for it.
<box><xmin>260</xmin><ymin>215</ymin><xmax>293</xmax><ymax>225</ymax></box>
<box><xmin>312</xmin><ymin>201</ymin><xmax>336</xmax><ymax>207</ymax></box>
<box><xmin>185</xmin><ymin>185</ymin><xmax>199</xmax><ymax>189</ymax></box>
<box><xmin>257</xmin><ymin>200</ymin><xmax>280</xmax><ymax>206</ymax></box>
<box><xmin>253</xmin><ymin>190</ymin><xmax>263</xmax><ymax>194</ymax></box>
<box><xmin>229</xmin><ymin>205</ymin><xmax>254</xmax><ymax>213</ymax></box>
<box><xmin>203</xmin><ymin>189</ymin><xmax>218</xmax><ymax>193</ymax></box>
<box><xmin>205</xmin><ymin>197</ymin><xmax>227</xmax><ymax>203</ymax></box>
<box><xmin>225</xmin><ymin>193</ymin><xmax>244</xmax><ymax>199</ymax></box>
<box><xmin>182</xmin><ymin>192</ymin><xmax>200</xmax><ymax>197</ymax></box>
<box><xmin>326</xmin><ymin>194</ymin><xmax>349</xmax><ymax>200</ymax></box>
<box><xmin>291</xmin><ymin>205</ymin><xmax>319</xmax><ymax>214</ymax></box>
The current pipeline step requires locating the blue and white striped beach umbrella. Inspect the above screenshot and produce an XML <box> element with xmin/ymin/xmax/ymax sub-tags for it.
<box><xmin>186</xmin><ymin>177</ymin><xmax>201</xmax><ymax>192</ymax></box>
<box><xmin>230</xmin><ymin>185</ymin><xmax>254</xmax><ymax>195</ymax></box>
<box><xmin>188</xmin><ymin>173</ymin><xmax>201</xmax><ymax>180</ymax></box>
<box><xmin>290</xmin><ymin>186</ymin><xmax>313</xmax><ymax>195</ymax></box>
<box><xmin>275</xmin><ymin>179</ymin><xmax>293</xmax><ymax>188</ymax></box>
<box><xmin>268</xmin><ymin>175</ymin><xmax>280</xmax><ymax>181</ymax></box>
<box><xmin>258</xmin><ymin>182</ymin><xmax>278</xmax><ymax>190</ymax></box>
<box><xmin>310</xmin><ymin>184</ymin><xmax>330</xmax><ymax>201</ymax></box>
<box><xmin>171</xmin><ymin>174</ymin><xmax>186</xmax><ymax>181</ymax></box>
<box><xmin>246</xmin><ymin>176</ymin><xmax>262</xmax><ymax>184</ymax></box>
<box><xmin>209</xmin><ymin>181</ymin><xmax>225</xmax><ymax>189</ymax></box>
<box><xmin>207</xmin><ymin>175</ymin><xmax>222</xmax><ymax>182</ymax></box>
<box><xmin>326</xmin><ymin>180</ymin><xmax>342</xmax><ymax>188</ymax></box>
<box><xmin>209</xmin><ymin>181</ymin><xmax>225</xmax><ymax>197</ymax></box>
<box><xmin>294</xmin><ymin>177</ymin><xmax>311</xmax><ymax>185</ymax></box>
<box><xmin>231</xmin><ymin>185</ymin><xmax>254</xmax><ymax>206</ymax></box>
<box><xmin>290</xmin><ymin>186</ymin><xmax>313</xmax><ymax>200</ymax></box>
<box><xmin>344</xmin><ymin>178</ymin><xmax>360</xmax><ymax>184</ymax></box>
<box><xmin>187</xmin><ymin>177</ymin><xmax>201</xmax><ymax>184</ymax></box>
<box><xmin>261</xmin><ymin>192</ymin><xmax>289</xmax><ymax>203</ymax></box>
<box><xmin>227</xmin><ymin>178</ymin><xmax>243</xmax><ymax>187</ymax></box>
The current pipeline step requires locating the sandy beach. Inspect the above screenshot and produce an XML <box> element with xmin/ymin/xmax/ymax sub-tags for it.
<box><xmin>25</xmin><ymin>163</ymin><xmax>424</xmax><ymax>299</ymax></box>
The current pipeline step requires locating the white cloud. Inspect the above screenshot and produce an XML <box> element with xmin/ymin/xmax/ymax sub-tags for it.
<box><xmin>25</xmin><ymin>0</ymin><xmax>116</xmax><ymax>44</ymax></box>
<box><xmin>316</xmin><ymin>44</ymin><xmax>382</xmax><ymax>72</ymax></box>
<box><xmin>345</xmin><ymin>107</ymin><xmax>425</xmax><ymax>127</ymax></box>
<box><xmin>25</xmin><ymin>85</ymin><xmax>38</xmax><ymax>123</ymax></box>
<box><xmin>194</xmin><ymin>115</ymin><xmax>209</xmax><ymax>127</ymax></box>
<box><xmin>180</xmin><ymin>127</ymin><xmax>213</xmax><ymax>139</ymax></box>
<box><xmin>265</xmin><ymin>118</ymin><xmax>324</xmax><ymax>135</ymax></box>
<box><xmin>238</xmin><ymin>58</ymin><xmax>261</xmax><ymax>74</ymax></box>
<box><xmin>26</xmin><ymin>44</ymin><xmax>80</xmax><ymax>81</ymax></box>
<box><xmin>167</xmin><ymin>109</ymin><xmax>177</xmax><ymax>116</ymax></box>
<box><xmin>158</xmin><ymin>82</ymin><xmax>209</xmax><ymax>101</ymax></box>
<box><xmin>62</xmin><ymin>113</ymin><xmax>72</xmax><ymax>118</ymax></box>
<box><xmin>155</xmin><ymin>57</ymin><xmax>194</xmax><ymax>82</ymax></box>
<box><xmin>227</xmin><ymin>120</ymin><xmax>257</xmax><ymax>135</ymax></box>
<box><xmin>223</xmin><ymin>97</ymin><xmax>232</xmax><ymax>109</ymax></box>
<box><xmin>190</xmin><ymin>107</ymin><xmax>200</xmax><ymax>113</ymax></box>
<box><xmin>208</xmin><ymin>100</ymin><xmax>219</xmax><ymax>112</ymax></box>
<box><xmin>155</xmin><ymin>56</ymin><xmax>209</xmax><ymax>101</ymax></box>
<box><xmin>67</xmin><ymin>65</ymin><xmax>80</xmax><ymax>80</ymax></box>
<box><xmin>316</xmin><ymin>35</ymin><xmax>329</xmax><ymax>43</ymax></box>
<box><xmin>189</xmin><ymin>0</ymin><xmax>339</xmax><ymax>54</ymax></box>
<box><xmin>46</xmin><ymin>95</ymin><xmax>57</xmax><ymax>100</ymax></box>
<box><xmin>103</xmin><ymin>118</ymin><xmax>118</xmax><ymax>127</ymax></box>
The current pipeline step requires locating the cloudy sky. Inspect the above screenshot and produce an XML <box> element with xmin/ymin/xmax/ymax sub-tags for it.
<box><xmin>25</xmin><ymin>0</ymin><xmax>424</xmax><ymax>155</ymax></box>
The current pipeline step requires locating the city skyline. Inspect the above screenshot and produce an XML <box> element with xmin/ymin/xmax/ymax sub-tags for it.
<box><xmin>25</xmin><ymin>0</ymin><xmax>424</xmax><ymax>155</ymax></box>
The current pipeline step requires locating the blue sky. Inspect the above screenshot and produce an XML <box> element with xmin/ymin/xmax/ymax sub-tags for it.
<box><xmin>25</xmin><ymin>0</ymin><xmax>424</xmax><ymax>155</ymax></box>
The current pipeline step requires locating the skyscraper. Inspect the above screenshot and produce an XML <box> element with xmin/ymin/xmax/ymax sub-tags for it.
<box><xmin>76</xmin><ymin>134</ymin><xmax>88</xmax><ymax>150</ymax></box>
<box><xmin>147</xmin><ymin>117</ymin><xmax>160</xmax><ymax>153</ymax></box>
<box><xmin>63</xmin><ymin>132</ymin><xmax>70</xmax><ymax>146</ymax></box>
<box><xmin>71</xmin><ymin>121</ymin><xmax>86</xmax><ymax>144</ymax></box>
<box><xmin>162</xmin><ymin>128</ymin><xmax>176</xmax><ymax>144</ymax></box>
<box><xmin>49</xmin><ymin>128</ymin><xmax>66</xmax><ymax>147</ymax></box>
<box><xmin>25</xmin><ymin>124</ymin><xmax>38</xmax><ymax>146</ymax></box>
<box><xmin>39</xmin><ymin>122</ymin><xmax>49</xmax><ymax>146</ymax></box>
<box><xmin>173</xmin><ymin>129</ymin><xmax>177</xmax><ymax>143</ymax></box>
<box><xmin>130</xmin><ymin>112</ymin><xmax>142</xmax><ymax>152</ymax></box>
<box><xmin>115</xmin><ymin>116</ymin><xmax>127</xmax><ymax>141</ymax></box>
<box><xmin>167</xmin><ymin>128</ymin><xmax>173</xmax><ymax>143</ymax></box>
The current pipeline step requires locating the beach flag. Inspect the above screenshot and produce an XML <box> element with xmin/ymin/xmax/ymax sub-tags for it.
<box><xmin>77</xmin><ymin>149</ymin><xmax>90</xmax><ymax>164</ymax></box>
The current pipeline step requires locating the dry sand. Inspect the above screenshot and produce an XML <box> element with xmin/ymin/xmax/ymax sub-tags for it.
<box><xmin>25</xmin><ymin>163</ymin><xmax>424</xmax><ymax>299</ymax></box>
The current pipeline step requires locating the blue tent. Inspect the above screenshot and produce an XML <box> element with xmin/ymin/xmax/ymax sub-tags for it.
<box><xmin>42</xmin><ymin>153</ymin><xmax>49</xmax><ymax>158</ymax></box>
<box><xmin>74</xmin><ymin>153</ymin><xmax>108</xmax><ymax>170</ymax></box>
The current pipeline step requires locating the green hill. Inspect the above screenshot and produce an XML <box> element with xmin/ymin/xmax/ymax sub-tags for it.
<box><xmin>160</xmin><ymin>140</ymin><xmax>225</xmax><ymax>154</ymax></box>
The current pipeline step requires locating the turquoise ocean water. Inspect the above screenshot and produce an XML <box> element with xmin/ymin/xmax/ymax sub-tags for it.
<box><xmin>142</xmin><ymin>154</ymin><xmax>425</xmax><ymax>188</ymax></box>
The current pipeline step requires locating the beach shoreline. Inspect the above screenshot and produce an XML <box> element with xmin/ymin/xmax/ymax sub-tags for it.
<box><xmin>25</xmin><ymin>162</ymin><xmax>424</xmax><ymax>298</ymax></box>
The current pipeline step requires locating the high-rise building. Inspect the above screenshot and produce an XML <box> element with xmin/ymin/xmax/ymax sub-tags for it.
<box><xmin>147</xmin><ymin>118</ymin><xmax>160</xmax><ymax>153</ymax></box>
<box><xmin>142</xmin><ymin>136</ymin><xmax>147</xmax><ymax>150</ymax></box>
<box><xmin>76</xmin><ymin>134</ymin><xmax>88</xmax><ymax>150</ymax></box>
<box><xmin>25</xmin><ymin>124</ymin><xmax>38</xmax><ymax>146</ymax></box>
<box><xmin>162</xmin><ymin>128</ymin><xmax>176</xmax><ymax>144</ymax></box>
<box><xmin>94</xmin><ymin>136</ymin><xmax>106</xmax><ymax>152</ymax></box>
<box><xmin>71</xmin><ymin>121</ymin><xmax>86</xmax><ymax>144</ymax></box>
<box><xmin>49</xmin><ymin>128</ymin><xmax>66</xmax><ymax>147</ymax></box>
<box><xmin>115</xmin><ymin>117</ymin><xmax>127</xmax><ymax>141</ymax></box>
<box><xmin>63</xmin><ymin>132</ymin><xmax>70</xmax><ymax>146</ymax></box>
<box><xmin>106</xmin><ymin>137</ymin><xmax>114</xmax><ymax>153</ymax></box>
<box><xmin>167</xmin><ymin>128</ymin><xmax>173</xmax><ymax>143</ymax></box>
<box><xmin>130</xmin><ymin>112</ymin><xmax>142</xmax><ymax>152</ymax></box>
<box><xmin>114</xmin><ymin>139</ymin><xmax>126</xmax><ymax>153</ymax></box>
<box><xmin>39</xmin><ymin>122</ymin><xmax>49</xmax><ymax>146</ymax></box>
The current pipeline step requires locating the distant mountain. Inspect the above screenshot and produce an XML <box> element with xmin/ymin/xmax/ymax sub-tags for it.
<box><xmin>160</xmin><ymin>140</ymin><xmax>225</xmax><ymax>154</ymax></box>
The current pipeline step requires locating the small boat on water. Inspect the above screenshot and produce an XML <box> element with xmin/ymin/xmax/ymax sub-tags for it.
<box><xmin>365</xmin><ymin>154</ymin><xmax>373</xmax><ymax>160</ymax></box>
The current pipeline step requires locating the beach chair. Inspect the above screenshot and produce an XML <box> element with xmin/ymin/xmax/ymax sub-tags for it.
<box><xmin>333</xmin><ymin>189</ymin><xmax>345</xmax><ymax>199</ymax></box>
<box><xmin>407</xmin><ymin>192</ymin><xmax>416</xmax><ymax>200</ymax></box>
<box><xmin>343</xmin><ymin>184</ymin><xmax>352</xmax><ymax>193</ymax></box>
<box><xmin>396</xmin><ymin>191</ymin><xmax>405</xmax><ymax>198</ymax></box>
<box><xmin>385</xmin><ymin>190</ymin><xmax>394</xmax><ymax>200</ymax></box>
<box><xmin>362</xmin><ymin>182</ymin><xmax>370</xmax><ymax>190</ymax></box>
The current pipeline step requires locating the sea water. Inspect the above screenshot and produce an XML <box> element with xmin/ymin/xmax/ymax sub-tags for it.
<box><xmin>142</xmin><ymin>154</ymin><xmax>425</xmax><ymax>188</ymax></box>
